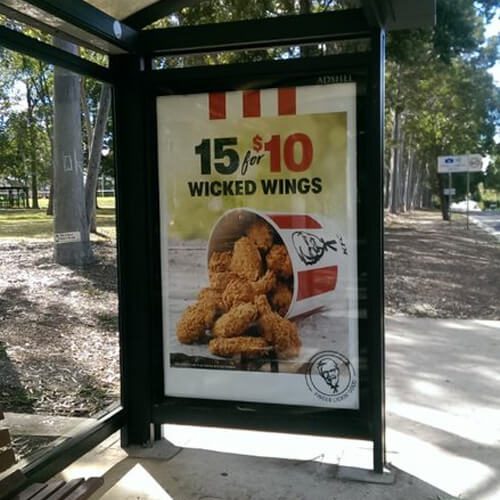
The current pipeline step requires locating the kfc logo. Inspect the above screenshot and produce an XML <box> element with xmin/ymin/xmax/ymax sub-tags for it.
<box><xmin>305</xmin><ymin>351</ymin><xmax>356</xmax><ymax>402</ymax></box>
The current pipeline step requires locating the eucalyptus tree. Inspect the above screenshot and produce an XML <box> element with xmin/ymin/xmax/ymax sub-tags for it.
<box><xmin>52</xmin><ymin>38</ymin><xmax>93</xmax><ymax>265</ymax></box>
<box><xmin>0</xmin><ymin>47</ymin><xmax>53</xmax><ymax>207</ymax></box>
<box><xmin>385</xmin><ymin>0</ymin><xmax>499</xmax><ymax>218</ymax></box>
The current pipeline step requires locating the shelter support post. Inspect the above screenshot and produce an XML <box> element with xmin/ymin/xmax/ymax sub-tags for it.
<box><xmin>368</xmin><ymin>27</ymin><xmax>386</xmax><ymax>474</ymax></box>
<box><xmin>111</xmin><ymin>54</ymin><xmax>157</xmax><ymax>447</ymax></box>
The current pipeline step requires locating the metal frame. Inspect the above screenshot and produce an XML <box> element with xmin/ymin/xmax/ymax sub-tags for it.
<box><xmin>0</xmin><ymin>0</ymin><xmax>139</xmax><ymax>53</ymax></box>
<box><xmin>0</xmin><ymin>25</ymin><xmax>112</xmax><ymax>82</ymax></box>
<box><xmin>141</xmin><ymin>48</ymin><xmax>386</xmax><ymax>471</ymax></box>
<box><xmin>140</xmin><ymin>10</ymin><xmax>370</xmax><ymax>55</ymax></box>
<box><xmin>0</xmin><ymin>0</ymin><xmax>388</xmax><ymax>481</ymax></box>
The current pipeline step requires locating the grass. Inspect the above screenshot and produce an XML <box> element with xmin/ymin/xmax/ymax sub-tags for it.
<box><xmin>0</xmin><ymin>197</ymin><xmax>116</xmax><ymax>240</ymax></box>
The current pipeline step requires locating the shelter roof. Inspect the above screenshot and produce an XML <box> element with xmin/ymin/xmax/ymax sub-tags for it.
<box><xmin>0</xmin><ymin>0</ymin><xmax>436</xmax><ymax>56</ymax></box>
<box><xmin>0</xmin><ymin>0</ymin><xmax>435</xmax><ymax>82</ymax></box>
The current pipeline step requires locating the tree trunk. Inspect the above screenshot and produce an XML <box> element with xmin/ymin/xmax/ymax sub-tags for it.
<box><xmin>389</xmin><ymin>108</ymin><xmax>402</xmax><ymax>214</ymax></box>
<box><xmin>403</xmin><ymin>143</ymin><xmax>414</xmax><ymax>212</ymax></box>
<box><xmin>47</xmin><ymin>180</ymin><xmax>54</xmax><ymax>215</ymax></box>
<box><xmin>437</xmin><ymin>173</ymin><xmax>450</xmax><ymax>221</ymax></box>
<box><xmin>85</xmin><ymin>84</ymin><xmax>111</xmax><ymax>233</ymax></box>
<box><xmin>411</xmin><ymin>166</ymin><xmax>421</xmax><ymax>211</ymax></box>
<box><xmin>80</xmin><ymin>79</ymin><xmax>92</xmax><ymax>155</ymax></box>
<box><xmin>26</xmin><ymin>86</ymin><xmax>39</xmax><ymax>209</ymax></box>
<box><xmin>53</xmin><ymin>38</ymin><xmax>93</xmax><ymax>265</ymax></box>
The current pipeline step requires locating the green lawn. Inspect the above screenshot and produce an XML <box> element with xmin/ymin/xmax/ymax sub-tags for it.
<box><xmin>0</xmin><ymin>198</ymin><xmax>116</xmax><ymax>240</ymax></box>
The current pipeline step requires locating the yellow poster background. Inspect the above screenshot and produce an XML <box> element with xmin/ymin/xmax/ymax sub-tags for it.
<box><xmin>164</xmin><ymin>112</ymin><xmax>348</xmax><ymax>240</ymax></box>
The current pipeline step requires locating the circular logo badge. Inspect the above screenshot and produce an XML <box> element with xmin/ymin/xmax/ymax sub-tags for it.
<box><xmin>305</xmin><ymin>351</ymin><xmax>356</xmax><ymax>403</ymax></box>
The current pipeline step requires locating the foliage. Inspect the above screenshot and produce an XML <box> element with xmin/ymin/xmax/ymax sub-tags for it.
<box><xmin>384</xmin><ymin>0</ymin><xmax>499</xmax><ymax>215</ymax></box>
<box><xmin>0</xmin><ymin>48</ymin><xmax>52</xmax><ymax>192</ymax></box>
<box><xmin>0</xmin><ymin>0</ymin><xmax>498</xmax><ymax>222</ymax></box>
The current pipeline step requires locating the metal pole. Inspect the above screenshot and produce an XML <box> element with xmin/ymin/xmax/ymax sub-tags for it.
<box><xmin>448</xmin><ymin>172</ymin><xmax>452</xmax><ymax>221</ymax></box>
<box><xmin>370</xmin><ymin>27</ymin><xmax>386</xmax><ymax>475</ymax></box>
<box><xmin>466</xmin><ymin>171</ymin><xmax>470</xmax><ymax>230</ymax></box>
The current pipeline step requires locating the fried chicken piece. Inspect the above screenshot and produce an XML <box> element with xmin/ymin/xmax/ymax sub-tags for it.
<box><xmin>198</xmin><ymin>287</ymin><xmax>225</xmax><ymax>314</ymax></box>
<box><xmin>176</xmin><ymin>300</ymin><xmax>217</xmax><ymax>344</ymax></box>
<box><xmin>209</xmin><ymin>337</ymin><xmax>271</xmax><ymax>358</ymax></box>
<box><xmin>270</xmin><ymin>282</ymin><xmax>293</xmax><ymax>317</ymax></box>
<box><xmin>252</xmin><ymin>270</ymin><xmax>276</xmax><ymax>296</ymax></box>
<box><xmin>208</xmin><ymin>250</ymin><xmax>232</xmax><ymax>273</ymax></box>
<box><xmin>255</xmin><ymin>295</ymin><xmax>301</xmax><ymax>359</ymax></box>
<box><xmin>222</xmin><ymin>276</ymin><xmax>255</xmax><ymax>310</ymax></box>
<box><xmin>266</xmin><ymin>244</ymin><xmax>293</xmax><ymax>279</ymax></box>
<box><xmin>230</xmin><ymin>236</ymin><xmax>262</xmax><ymax>281</ymax></box>
<box><xmin>209</xmin><ymin>271</ymin><xmax>238</xmax><ymax>291</ymax></box>
<box><xmin>212</xmin><ymin>303</ymin><xmax>258</xmax><ymax>338</ymax></box>
<box><xmin>245</xmin><ymin>219</ymin><xmax>274</xmax><ymax>252</ymax></box>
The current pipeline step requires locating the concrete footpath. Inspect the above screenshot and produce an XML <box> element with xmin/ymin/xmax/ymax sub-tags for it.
<box><xmin>56</xmin><ymin>316</ymin><xmax>500</xmax><ymax>500</ymax></box>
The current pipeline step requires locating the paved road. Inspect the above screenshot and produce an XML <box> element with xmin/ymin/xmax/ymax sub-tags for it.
<box><xmin>470</xmin><ymin>211</ymin><xmax>500</xmax><ymax>240</ymax></box>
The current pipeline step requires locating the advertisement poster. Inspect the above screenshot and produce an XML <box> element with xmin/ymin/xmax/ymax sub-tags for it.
<box><xmin>157</xmin><ymin>82</ymin><xmax>358</xmax><ymax>408</ymax></box>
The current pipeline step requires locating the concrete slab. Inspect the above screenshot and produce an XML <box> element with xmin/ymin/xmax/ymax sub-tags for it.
<box><xmin>53</xmin><ymin>316</ymin><xmax>500</xmax><ymax>500</ymax></box>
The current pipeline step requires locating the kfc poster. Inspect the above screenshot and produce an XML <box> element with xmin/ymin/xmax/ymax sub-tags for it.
<box><xmin>157</xmin><ymin>83</ymin><xmax>359</xmax><ymax>408</ymax></box>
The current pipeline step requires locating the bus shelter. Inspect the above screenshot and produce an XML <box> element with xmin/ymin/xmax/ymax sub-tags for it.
<box><xmin>0</xmin><ymin>0</ymin><xmax>435</xmax><ymax>492</ymax></box>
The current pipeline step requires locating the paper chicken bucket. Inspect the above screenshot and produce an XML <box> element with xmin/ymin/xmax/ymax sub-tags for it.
<box><xmin>208</xmin><ymin>208</ymin><xmax>347</xmax><ymax>319</ymax></box>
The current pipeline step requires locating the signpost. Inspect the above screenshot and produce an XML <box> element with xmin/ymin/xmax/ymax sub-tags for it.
<box><xmin>437</xmin><ymin>154</ymin><xmax>483</xmax><ymax>173</ymax></box>
<box><xmin>437</xmin><ymin>154</ymin><xmax>483</xmax><ymax>228</ymax></box>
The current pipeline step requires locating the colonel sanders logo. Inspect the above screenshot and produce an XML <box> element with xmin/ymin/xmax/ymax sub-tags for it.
<box><xmin>305</xmin><ymin>351</ymin><xmax>356</xmax><ymax>401</ymax></box>
<box><xmin>318</xmin><ymin>357</ymin><xmax>340</xmax><ymax>393</ymax></box>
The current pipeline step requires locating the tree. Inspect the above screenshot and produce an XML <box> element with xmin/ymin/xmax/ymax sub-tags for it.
<box><xmin>384</xmin><ymin>0</ymin><xmax>499</xmax><ymax>218</ymax></box>
<box><xmin>52</xmin><ymin>38</ymin><xmax>93</xmax><ymax>265</ymax></box>
<box><xmin>0</xmin><ymin>48</ymin><xmax>53</xmax><ymax>205</ymax></box>
<box><xmin>84</xmin><ymin>83</ymin><xmax>111</xmax><ymax>233</ymax></box>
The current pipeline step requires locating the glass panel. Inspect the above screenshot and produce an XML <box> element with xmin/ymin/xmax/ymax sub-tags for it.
<box><xmin>146</xmin><ymin>0</ymin><xmax>363</xmax><ymax>29</ymax></box>
<box><xmin>153</xmin><ymin>39</ymin><xmax>371</xmax><ymax>69</ymax></box>
<box><xmin>0</xmin><ymin>46</ymin><xmax>119</xmax><ymax>465</ymax></box>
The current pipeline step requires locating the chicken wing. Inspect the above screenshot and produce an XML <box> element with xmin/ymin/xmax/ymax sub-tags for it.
<box><xmin>245</xmin><ymin>219</ymin><xmax>274</xmax><ymax>252</ymax></box>
<box><xmin>265</xmin><ymin>244</ymin><xmax>293</xmax><ymax>279</ymax></box>
<box><xmin>209</xmin><ymin>337</ymin><xmax>270</xmax><ymax>358</ymax></box>
<box><xmin>255</xmin><ymin>295</ymin><xmax>301</xmax><ymax>359</ymax></box>
<box><xmin>176</xmin><ymin>300</ymin><xmax>217</xmax><ymax>344</ymax></box>
<box><xmin>208</xmin><ymin>250</ymin><xmax>232</xmax><ymax>273</ymax></box>
<box><xmin>212</xmin><ymin>302</ymin><xmax>258</xmax><ymax>338</ymax></box>
<box><xmin>222</xmin><ymin>276</ymin><xmax>255</xmax><ymax>310</ymax></box>
<box><xmin>269</xmin><ymin>281</ymin><xmax>293</xmax><ymax>317</ymax></box>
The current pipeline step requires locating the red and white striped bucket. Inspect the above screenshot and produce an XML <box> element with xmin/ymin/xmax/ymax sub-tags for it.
<box><xmin>208</xmin><ymin>208</ymin><xmax>345</xmax><ymax>319</ymax></box>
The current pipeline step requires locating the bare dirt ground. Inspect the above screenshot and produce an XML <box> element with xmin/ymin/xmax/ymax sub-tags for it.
<box><xmin>0</xmin><ymin>240</ymin><xmax>119</xmax><ymax>417</ymax></box>
<box><xmin>0</xmin><ymin>209</ymin><xmax>498</xmax><ymax>422</ymax></box>
<box><xmin>385</xmin><ymin>210</ymin><xmax>500</xmax><ymax>319</ymax></box>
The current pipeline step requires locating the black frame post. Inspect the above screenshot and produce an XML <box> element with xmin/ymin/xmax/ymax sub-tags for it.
<box><xmin>110</xmin><ymin>54</ymin><xmax>156</xmax><ymax>447</ymax></box>
<box><xmin>368</xmin><ymin>27</ymin><xmax>386</xmax><ymax>473</ymax></box>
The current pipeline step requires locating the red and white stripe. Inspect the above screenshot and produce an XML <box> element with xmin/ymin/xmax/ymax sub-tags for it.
<box><xmin>296</xmin><ymin>266</ymin><xmax>338</xmax><ymax>301</ymax></box>
<box><xmin>267</xmin><ymin>214</ymin><xmax>322</xmax><ymax>230</ymax></box>
<box><xmin>209</xmin><ymin>88</ymin><xmax>297</xmax><ymax>120</ymax></box>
